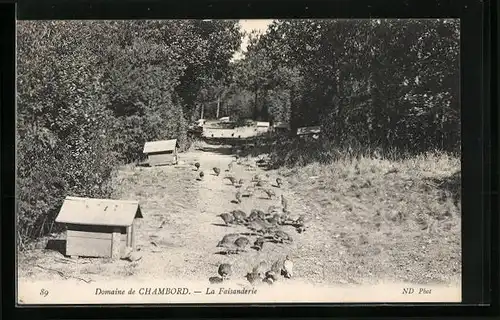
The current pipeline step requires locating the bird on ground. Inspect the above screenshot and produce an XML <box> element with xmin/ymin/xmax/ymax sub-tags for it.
<box><xmin>234</xmin><ymin>237</ymin><xmax>250</xmax><ymax>252</ymax></box>
<box><xmin>217</xmin><ymin>213</ymin><xmax>235</xmax><ymax>225</ymax></box>
<box><xmin>227</xmin><ymin>161</ymin><xmax>234</xmax><ymax>172</ymax></box>
<box><xmin>262</xmin><ymin>188</ymin><xmax>276</xmax><ymax>199</ymax></box>
<box><xmin>272</xmin><ymin>230</ymin><xmax>293</xmax><ymax>244</ymax></box>
<box><xmin>252</xmin><ymin>261</ymin><xmax>268</xmax><ymax>278</ymax></box>
<box><xmin>253</xmin><ymin>237</ymin><xmax>266</xmax><ymax>251</ymax></box>
<box><xmin>271</xmin><ymin>259</ymin><xmax>283</xmax><ymax>274</ymax></box>
<box><xmin>216</xmin><ymin>241</ymin><xmax>239</xmax><ymax>254</ymax></box>
<box><xmin>218</xmin><ymin>263</ymin><xmax>232</xmax><ymax>280</ymax></box>
<box><xmin>245</xmin><ymin>271</ymin><xmax>262</xmax><ymax>285</ymax></box>
<box><xmin>250</xmin><ymin>209</ymin><xmax>266</xmax><ymax>220</ymax></box>
<box><xmin>283</xmin><ymin>256</ymin><xmax>293</xmax><ymax>278</ymax></box>
<box><xmin>296</xmin><ymin>225</ymin><xmax>307</xmax><ymax>233</ymax></box>
<box><xmin>217</xmin><ymin>233</ymin><xmax>239</xmax><ymax>247</ymax></box>
<box><xmin>268</xmin><ymin>205</ymin><xmax>281</xmax><ymax>214</ymax></box>
<box><xmin>245</xmin><ymin>220</ymin><xmax>266</xmax><ymax>235</ymax></box>
<box><xmin>267</xmin><ymin>213</ymin><xmax>282</xmax><ymax>226</ymax></box>
<box><xmin>235</xmin><ymin>191</ymin><xmax>242</xmax><ymax>204</ymax></box>
<box><xmin>244</xmin><ymin>185</ymin><xmax>255</xmax><ymax>197</ymax></box>
<box><xmin>224</xmin><ymin>176</ymin><xmax>237</xmax><ymax>185</ymax></box>
<box><xmin>195</xmin><ymin>162</ymin><xmax>200</xmax><ymax>171</ymax></box>
<box><xmin>247</xmin><ymin>210</ymin><xmax>259</xmax><ymax>222</ymax></box>
<box><xmin>265</xmin><ymin>264</ymin><xmax>281</xmax><ymax>282</ymax></box>
<box><xmin>276</xmin><ymin>177</ymin><xmax>283</xmax><ymax>188</ymax></box>
<box><xmin>209</xmin><ymin>276</ymin><xmax>223</xmax><ymax>284</ymax></box>
<box><xmin>213</xmin><ymin>167</ymin><xmax>221</xmax><ymax>176</ymax></box>
<box><xmin>231</xmin><ymin>210</ymin><xmax>247</xmax><ymax>223</ymax></box>
<box><xmin>238</xmin><ymin>178</ymin><xmax>244</xmax><ymax>185</ymax></box>
<box><xmin>281</xmin><ymin>195</ymin><xmax>288</xmax><ymax>211</ymax></box>
<box><xmin>199</xmin><ymin>171</ymin><xmax>205</xmax><ymax>179</ymax></box>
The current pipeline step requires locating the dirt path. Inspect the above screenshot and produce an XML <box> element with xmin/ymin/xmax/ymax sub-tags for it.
<box><xmin>18</xmin><ymin>142</ymin><xmax>461</xmax><ymax>288</ymax></box>
<box><xmin>128</xmin><ymin>144</ymin><xmax>305</xmax><ymax>283</ymax></box>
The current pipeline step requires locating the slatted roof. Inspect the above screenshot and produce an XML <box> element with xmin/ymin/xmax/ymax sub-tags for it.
<box><xmin>55</xmin><ymin>196</ymin><xmax>143</xmax><ymax>227</ymax></box>
<box><xmin>143</xmin><ymin>139</ymin><xmax>179</xmax><ymax>154</ymax></box>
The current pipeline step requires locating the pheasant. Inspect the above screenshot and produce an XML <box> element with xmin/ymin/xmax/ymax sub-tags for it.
<box><xmin>217</xmin><ymin>213</ymin><xmax>235</xmax><ymax>225</ymax></box>
<box><xmin>231</xmin><ymin>210</ymin><xmax>247</xmax><ymax>223</ymax></box>
<box><xmin>213</xmin><ymin>167</ymin><xmax>221</xmax><ymax>176</ymax></box>
<box><xmin>235</xmin><ymin>191</ymin><xmax>242</xmax><ymax>204</ymax></box>
<box><xmin>262</xmin><ymin>188</ymin><xmax>276</xmax><ymax>199</ymax></box>
<box><xmin>276</xmin><ymin>177</ymin><xmax>283</xmax><ymax>188</ymax></box>
<box><xmin>218</xmin><ymin>263</ymin><xmax>232</xmax><ymax>280</ymax></box>
<box><xmin>217</xmin><ymin>233</ymin><xmax>239</xmax><ymax>247</ymax></box>
<box><xmin>267</xmin><ymin>213</ymin><xmax>282</xmax><ymax>226</ymax></box>
<box><xmin>194</xmin><ymin>162</ymin><xmax>200</xmax><ymax>171</ymax></box>
<box><xmin>268</xmin><ymin>205</ymin><xmax>281</xmax><ymax>215</ymax></box>
<box><xmin>209</xmin><ymin>276</ymin><xmax>223</xmax><ymax>284</ymax></box>
<box><xmin>281</xmin><ymin>195</ymin><xmax>288</xmax><ymax>211</ymax></box>
<box><xmin>234</xmin><ymin>237</ymin><xmax>250</xmax><ymax>252</ymax></box>
<box><xmin>216</xmin><ymin>241</ymin><xmax>239</xmax><ymax>255</ymax></box>
<box><xmin>272</xmin><ymin>230</ymin><xmax>293</xmax><ymax>244</ymax></box>
<box><xmin>250</xmin><ymin>209</ymin><xmax>266</xmax><ymax>220</ymax></box>
<box><xmin>283</xmin><ymin>255</ymin><xmax>293</xmax><ymax>278</ymax></box>
<box><xmin>252</xmin><ymin>237</ymin><xmax>266</xmax><ymax>251</ymax></box>
<box><xmin>265</xmin><ymin>261</ymin><xmax>282</xmax><ymax>282</ymax></box>
<box><xmin>252</xmin><ymin>261</ymin><xmax>268</xmax><ymax>278</ymax></box>
<box><xmin>224</xmin><ymin>176</ymin><xmax>237</xmax><ymax>185</ymax></box>
<box><xmin>245</xmin><ymin>271</ymin><xmax>262</xmax><ymax>285</ymax></box>
<box><xmin>247</xmin><ymin>211</ymin><xmax>258</xmax><ymax>222</ymax></box>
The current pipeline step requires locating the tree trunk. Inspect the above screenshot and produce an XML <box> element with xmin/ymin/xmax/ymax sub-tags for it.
<box><xmin>216</xmin><ymin>97</ymin><xmax>220</xmax><ymax>119</ymax></box>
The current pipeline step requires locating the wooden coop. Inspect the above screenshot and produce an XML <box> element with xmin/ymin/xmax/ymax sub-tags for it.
<box><xmin>272</xmin><ymin>122</ymin><xmax>290</xmax><ymax>134</ymax></box>
<box><xmin>55</xmin><ymin>196</ymin><xmax>143</xmax><ymax>260</ymax></box>
<box><xmin>297</xmin><ymin>126</ymin><xmax>322</xmax><ymax>139</ymax></box>
<box><xmin>143</xmin><ymin>139</ymin><xmax>180</xmax><ymax>166</ymax></box>
<box><xmin>255</xmin><ymin>121</ymin><xmax>271</xmax><ymax>133</ymax></box>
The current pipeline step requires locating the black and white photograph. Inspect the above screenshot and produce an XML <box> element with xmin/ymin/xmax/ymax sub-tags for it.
<box><xmin>16</xmin><ymin>18</ymin><xmax>462</xmax><ymax>304</ymax></box>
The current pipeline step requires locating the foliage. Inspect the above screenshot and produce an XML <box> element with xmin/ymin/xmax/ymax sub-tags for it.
<box><xmin>16</xmin><ymin>20</ymin><xmax>241</xmax><ymax>247</ymax></box>
<box><xmin>229</xmin><ymin>19</ymin><xmax>460</xmax><ymax>156</ymax></box>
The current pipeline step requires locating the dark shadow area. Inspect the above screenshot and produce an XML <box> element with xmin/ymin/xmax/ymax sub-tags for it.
<box><xmin>45</xmin><ymin>239</ymin><xmax>66</xmax><ymax>256</ymax></box>
<box><xmin>426</xmin><ymin>170</ymin><xmax>461</xmax><ymax>207</ymax></box>
<box><xmin>197</xmin><ymin>145</ymin><xmax>234</xmax><ymax>155</ymax></box>
<box><xmin>240</xmin><ymin>232</ymin><xmax>259</xmax><ymax>236</ymax></box>
<box><xmin>211</xmin><ymin>223</ymin><xmax>232</xmax><ymax>227</ymax></box>
<box><xmin>214</xmin><ymin>251</ymin><xmax>239</xmax><ymax>255</ymax></box>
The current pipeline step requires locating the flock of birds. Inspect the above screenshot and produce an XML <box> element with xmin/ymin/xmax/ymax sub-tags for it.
<box><xmin>193</xmin><ymin>155</ymin><xmax>308</xmax><ymax>286</ymax></box>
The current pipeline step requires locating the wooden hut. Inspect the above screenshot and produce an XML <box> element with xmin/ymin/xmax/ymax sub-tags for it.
<box><xmin>272</xmin><ymin>122</ymin><xmax>290</xmax><ymax>134</ymax></box>
<box><xmin>143</xmin><ymin>139</ymin><xmax>180</xmax><ymax>166</ymax></box>
<box><xmin>297</xmin><ymin>126</ymin><xmax>321</xmax><ymax>139</ymax></box>
<box><xmin>55</xmin><ymin>196</ymin><xmax>143</xmax><ymax>260</ymax></box>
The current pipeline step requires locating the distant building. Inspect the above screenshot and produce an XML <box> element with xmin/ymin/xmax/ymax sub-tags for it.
<box><xmin>272</xmin><ymin>122</ymin><xmax>290</xmax><ymax>134</ymax></box>
<box><xmin>55</xmin><ymin>196</ymin><xmax>143</xmax><ymax>260</ymax></box>
<box><xmin>296</xmin><ymin>126</ymin><xmax>321</xmax><ymax>139</ymax></box>
<box><xmin>143</xmin><ymin>139</ymin><xmax>180</xmax><ymax>166</ymax></box>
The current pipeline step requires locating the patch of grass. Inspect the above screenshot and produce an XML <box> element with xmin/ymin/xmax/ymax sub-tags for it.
<box><xmin>279</xmin><ymin>151</ymin><xmax>461</xmax><ymax>284</ymax></box>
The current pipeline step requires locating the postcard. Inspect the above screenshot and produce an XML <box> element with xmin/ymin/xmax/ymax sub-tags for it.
<box><xmin>16</xmin><ymin>18</ymin><xmax>461</xmax><ymax>305</ymax></box>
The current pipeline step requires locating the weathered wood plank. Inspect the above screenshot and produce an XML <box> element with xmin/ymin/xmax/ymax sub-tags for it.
<box><xmin>66</xmin><ymin>237</ymin><xmax>113</xmax><ymax>258</ymax></box>
<box><xmin>67</xmin><ymin>229</ymin><xmax>113</xmax><ymax>240</ymax></box>
<box><xmin>111</xmin><ymin>228</ymin><xmax>122</xmax><ymax>260</ymax></box>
